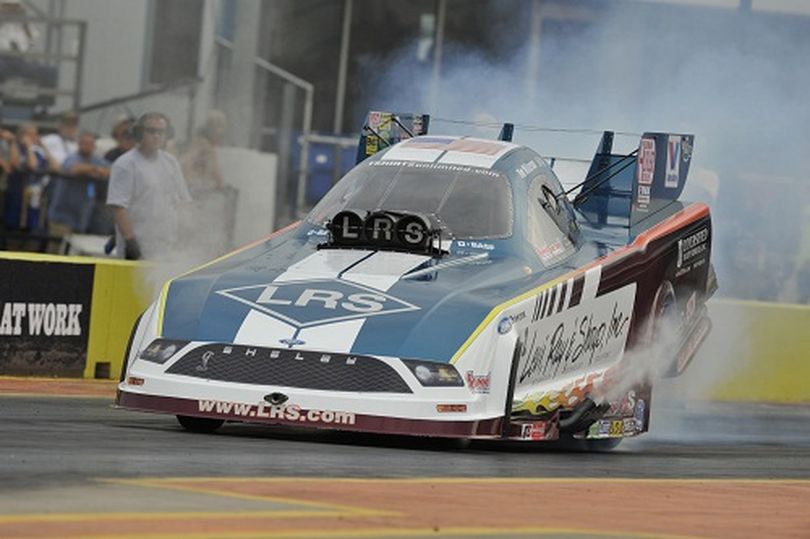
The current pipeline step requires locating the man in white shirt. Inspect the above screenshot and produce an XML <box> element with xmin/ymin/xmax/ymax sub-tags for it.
<box><xmin>106</xmin><ymin>112</ymin><xmax>191</xmax><ymax>260</ymax></box>
<box><xmin>40</xmin><ymin>111</ymin><xmax>79</xmax><ymax>173</ymax></box>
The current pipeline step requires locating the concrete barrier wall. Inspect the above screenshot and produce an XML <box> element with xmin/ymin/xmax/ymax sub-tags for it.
<box><xmin>0</xmin><ymin>252</ymin><xmax>149</xmax><ymax>379</ymax></box>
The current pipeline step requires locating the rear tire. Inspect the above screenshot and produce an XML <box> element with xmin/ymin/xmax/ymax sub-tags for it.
<box><xmin>553</xmin><ymin>434</ymin><xmax>622</xmax><ymax>452</ymax></box>
<box><xmin>177</xmin><ymin>415</ymin><xmax>224</xmax><ymax>433</ymax></box>
<box><xmin>583</xmin><ymin>437</ymin><xmax>622</xmax><ymax>451</ymax></box>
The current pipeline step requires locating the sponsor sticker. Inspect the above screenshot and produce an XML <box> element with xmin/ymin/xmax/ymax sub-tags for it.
<box><xmin>456</xmin><ymin>240</ymin><xmax>495</xmax><ymax>251</ymax></box>
<box><xmin>622</xmin><ymin>417</ymin><xmax>637</xmax><ymax>435</ymax></box>
<box><xmin>676</xmin><ymin>227</ymin><xmax>709</xmax><ymax>269</ymax></box>
<box><xmin>497</xmin><ymin>317</ymin><xmax>513</xmax><ymax>335</ymax></box>
<box><xmin>516</xmin><ymin>160</ymin><xmax>539</xmax><ymax>179</ymax></box>
<box><xmin>516</xmin><ymin>284</ymin><xmax>635</xmax><ymax>387</ymax></box>
<box><xmin>197</xmin><ymin>399</ymin><xmax>356</xmax><ymax>426</ymax></box>
<box><xmin>520</xmin><ymin>421</ymin><xmax>551</xmax><ymax>441</ymax></box>
<box><xmin>465</xmin><ymin>371</ymin><xmax>491</xmax><ymax>394</ymax></box>
<box><xmin>637</xmin><ymin>184</ymin><xmax>651</xmax><ymax>205</ymax></box>
<box><xmin>536</xmin><ymin>240</ymin><xmax>566</xmax><ymax>265</ymax></box>
<box><xmin>216</xmin><ymin>278</ymin><xmax>419</xmax><ymax>328</ymax></box>
<box><xmin>368</xmin><ymin>159</ymin><xmax>501</xmax><ymax>178</ymax></box>
<box><xmin>681</xmin><ymin>137</ymin><xmax>693</xmax><ymax>163</ymax></box>
<box><xmin>637</xmin><ymin>137</ymin><xmax>656</xmax><ymax>186</ymax></box>
<box><xmin>666</xmin><ymin>135</ymin><xmax>681</xmax><ymax>188</ymax></box>
<box><xmin>634</xmin><ymin>399</ymin><xmax>646</xmax><ymax>431</ymax></box>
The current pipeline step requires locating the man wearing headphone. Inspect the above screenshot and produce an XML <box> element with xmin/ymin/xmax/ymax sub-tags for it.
<box><xmin>106</xmin><ymin>112</ymin><xmax>191</xmax><ymax>260</ymax></box>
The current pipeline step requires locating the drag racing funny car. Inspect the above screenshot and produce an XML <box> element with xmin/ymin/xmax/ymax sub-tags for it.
<box><xmin>116</xmin><ymin>111</ymin><xmax>716</xmax><ymax>449</ymax></box>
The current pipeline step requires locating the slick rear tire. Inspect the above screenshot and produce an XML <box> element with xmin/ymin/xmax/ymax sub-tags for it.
<box><xmin>553</xmin><ymin>434</ymin><xmax>622</xmax><ymax>452</ymax></box>
<box><xmin>583</xmin><ymin>437</ymin><xmax>622</xmax><ymax>452</ymax></box>
<box><xmin>177</xmin><ymin>415</ymin><xmax>224</xmax><ymax>433</ymax></box>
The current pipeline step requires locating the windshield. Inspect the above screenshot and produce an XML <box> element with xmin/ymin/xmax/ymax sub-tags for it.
<box><xmin>307</xmin><ymin>159</ymin><xmax>513</xmax><ymax>239</ymax></box>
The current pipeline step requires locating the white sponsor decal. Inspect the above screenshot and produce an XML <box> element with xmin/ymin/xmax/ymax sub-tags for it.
<box><xmin>637</xmin><ymin>184</ymin><xmax>651</xmax><ymax>205</ymax></box>
<box><xmin>637</xmin><ymin>137</ymin><xmax>656</xmax><ymax>186</ymax></box>
<box><xmin>217</xmin><ymin>278</ymin><xmax>419</xmax><ymax>328</ymax></box>
<box><xmin>666</xmin><ymin>135</ymin><xmax>681</xmax><ymax>188</ymax></box>
<box><xmin>368</xmin><ymin>159</ymin><xmax>501</xmax><ymax>178</ymax></box>
<box><xmin>515</xmin><ymin>284</ymin><xmax>636</xmax><ymax>387</ymax></box>
<box><xmin>197</xmin><ymin>399</ymin><xmax>356</xmax><ymax>426</ymax></box>
<box><xmin>676</xmin><ymin>227</ymin><xmax>709</xmax><ymax>269</ymax></box>
<box><xmin>681</xmin><ymin>137</ymin><xmax>693</xmax><ymax>163</ymax></box>
<box><xmin>516</xmin><ymin>160</ymin><xmax>538</xmax><ymax>179</ymax></box>
<box><xmin>455</xmin><ymin>240</ymin><xmax>495</xmax><ymax>251</ymax></box>
<box><xmin>465</xmin><ymin>371</ymin><xmax>491</xmax><ymax>394</ymax></box>
<box><xmin>0</xmin><ymin>302</ymin><xmax>83</xmax><ymax>336</ymax></box>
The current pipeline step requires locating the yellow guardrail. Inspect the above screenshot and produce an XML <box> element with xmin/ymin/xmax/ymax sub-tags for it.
<box><xmin>708</xmin><ymin>299</ymin><xmax>810</xmax><ymax>403</ymax></box>
<box><xmin>84</xmin><ymin>260</ymin><xmax>151</xmax><ymax>379</ymax></box>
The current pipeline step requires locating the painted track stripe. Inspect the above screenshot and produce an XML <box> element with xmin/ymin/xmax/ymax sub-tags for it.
<box><xmin>19</xmin><ymin>526</ymin><xmax>708</xmax><ymax>539</ymax></box>
<box><xmin>105</xmin><ymin>476</ymin><xmax>810</xmax><ymax>485</ymax></box>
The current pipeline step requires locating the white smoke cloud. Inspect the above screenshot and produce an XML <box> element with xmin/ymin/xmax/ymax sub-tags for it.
<box><xmin>359</xmin><ymin>1</ymin><xmax>803</xmax><ymax>415</ymax></box>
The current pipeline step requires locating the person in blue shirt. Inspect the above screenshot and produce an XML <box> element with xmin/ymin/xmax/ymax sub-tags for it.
<box><xmin>47</xmin><ymin>131</ymin><xmax>110</xmax><ymax>237</ymax></box>
<box><xmin>4</xmin><ymin>123</ymin><xmax>57</xmax><ymax>231</ymax></box>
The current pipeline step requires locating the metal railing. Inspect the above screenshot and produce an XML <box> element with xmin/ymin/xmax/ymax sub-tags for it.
<box><xmin>0</xmin><ymin>15</ymin><xmax>86</xmax><ymax>125</ymax></box>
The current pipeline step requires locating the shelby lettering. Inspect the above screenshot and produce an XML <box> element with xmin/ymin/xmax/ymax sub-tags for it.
<box><xmin>0</xmin><ymin>302</ymin><xmax>83</xmax><ymax>336</ymax></box>
<box><xmin>518</xmin><ymin>303</ymin><xmax>629</xmax><ymax>384</ymax></box>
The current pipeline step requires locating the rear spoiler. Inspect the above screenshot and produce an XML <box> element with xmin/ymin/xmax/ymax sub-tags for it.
<box><xmin>356</xmin><ymin>111</ymin><xmax>431</xmax><ymax>164</ymax></box>
<box><xmin>574</xmin><ymin>131</ymin><xmax>694</xmax><ymax>226</ymax></box>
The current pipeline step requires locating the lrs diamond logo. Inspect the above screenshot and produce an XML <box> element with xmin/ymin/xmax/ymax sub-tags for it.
<box><xmin>216</xmin><ymin>279</ymin><xmax>419</xmax><ymax>328</ymax></box>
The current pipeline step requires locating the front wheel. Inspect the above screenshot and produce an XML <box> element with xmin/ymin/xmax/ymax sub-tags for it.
<box><xmin>177</xmin><ymin>415</ymin><xmax>224</xmax><ymax>433</ymax></box>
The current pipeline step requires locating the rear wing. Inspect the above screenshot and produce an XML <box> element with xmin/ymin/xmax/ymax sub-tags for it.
<box><xmin>356</xmin><ymin>111</ymin><xmax>431</xmax><ymax>164</ymax></box>
<box><xmin>573</xmin><ymin>131</ymin><xmax>694</xmax><ymax>226</ymax></box>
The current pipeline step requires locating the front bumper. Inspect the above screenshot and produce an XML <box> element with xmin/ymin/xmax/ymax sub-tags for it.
<box><xmin>118</xmin><ymin>337</ymin><xmax>519</xmax><ymax>439</ymax></box>
<box><xmin>116</xmin><ymin>389</ymin><xmax>510</xmax><ymax>438</ymax></box>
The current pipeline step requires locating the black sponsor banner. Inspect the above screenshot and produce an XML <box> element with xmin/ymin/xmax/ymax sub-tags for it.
<box><xmin>0</xmin><ymin>259</ymin><xmax>94</xmax><ymax>377</ymax></box>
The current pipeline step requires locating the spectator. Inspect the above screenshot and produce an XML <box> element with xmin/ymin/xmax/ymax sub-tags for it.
<box><xmin>180</xmin><ymin>110</ymin><xmax>226</xmax><ymax>196</ymax></box>
<box><xmin>106</xmin><ymin>112</ymin><xmax>191</xmax><ymax>260</ymax></box>
<box><xmin>41</xmin><ymin>111</ymin><xmax>79</xmax><ymax>176</ymax></box>
<box><xmin>0</xmin><ymin>128</ymin><xmax>12</xmax><ymax>225</ymax></box>
<box><xmin>4</xmin><ymin>122</ymin><xmax>57</xmax><ymax>230</ymax></box>
<box><xmin>104</xmin><ymin>116</ymin><xmax>136</xmax><ymax>163</ymax></box>
<box><xmin>179</xmin><ymin>110</ymin><xmax>233</xmax><ymax>255</ymax></box>
<box><xmin>0</xmin><ymin>127</ymin><xmax>13</xmax><ymax>176</ymax></box>
<box><xmin>47</xmin><ymin>131</ymin><xmax>110</xmax><ymax>238</ymax></box>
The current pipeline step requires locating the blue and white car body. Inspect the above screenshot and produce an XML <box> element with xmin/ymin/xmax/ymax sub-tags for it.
<box><xmin>117</xmin><ymin>114</ymin><xmax>716</xmax><ymax>445</ymax></box>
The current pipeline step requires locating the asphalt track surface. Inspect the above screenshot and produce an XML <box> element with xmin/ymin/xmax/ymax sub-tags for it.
<box><xmin>1</xmin><ymin>380</ymin><xmax>810</xmax><ymax>538</ymax></box>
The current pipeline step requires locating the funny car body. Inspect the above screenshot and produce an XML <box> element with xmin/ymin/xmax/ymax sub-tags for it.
<box><xmin>116</xmin><ymin>111</ymin><xmax>716</xmax><ymax>449</ymax></box>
